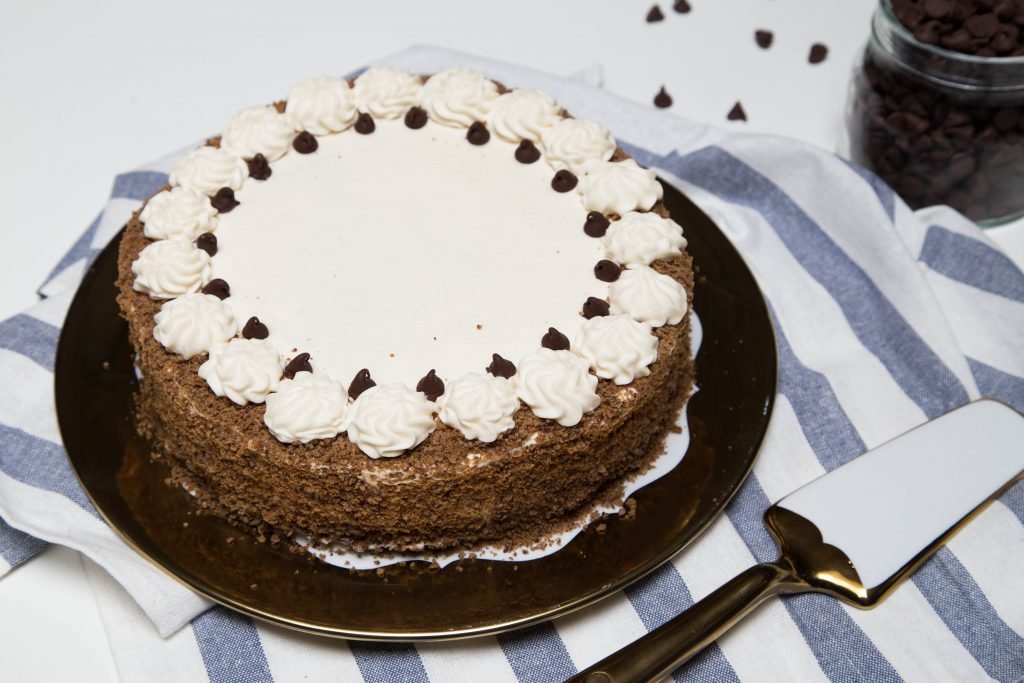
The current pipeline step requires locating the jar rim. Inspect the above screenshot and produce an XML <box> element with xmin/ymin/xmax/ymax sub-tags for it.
<box><xmin>879</xmin><ymin>0</ymin><xmax>1024</xmax><ymax>67</ymax></box>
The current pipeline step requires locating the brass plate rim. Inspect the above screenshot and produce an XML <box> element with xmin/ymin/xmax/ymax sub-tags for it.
<box><xmin>55</xmin><ymin>178</ymin><xmax>778</xmax><ymax>641</ymax></box>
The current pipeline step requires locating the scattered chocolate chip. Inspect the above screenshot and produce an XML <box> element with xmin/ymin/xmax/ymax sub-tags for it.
<box><xmin>486</xmin><ymin>353</ymin><xmax>516</xmax><ymax>379</ymax></box>
<box><xmin>196</xmin><ymin>232</ymin><xmax>217</xmax><ymax>257</ymax></box>
<box><xmin>809</xmin><ymin>43</ymin><xmax>829</xmax><ymax>64</ymax></box>
<box><xmin>293</xmin><ymin>131</ymin><xmax>318</xmax><ymax>154</ymax></box>
<box><xmin>541</xmin><ymin>327</ymin><xmax>570</xmax><ymax>351</ymax></box>
<box><xmin>551</xmin><ymin>169</ymin><xmax>578</xmax><ymax>192</ymax></box>
<box><xmin>202</xmin><ymin>278</ymin><xmax>230</xmax><ymax>300</ymax></box>
<box><xmin>755</xmin><ymin>30</ymin><xmax>774</xmax><ymax>49</ymax></box>
<box><xmin>594</xmin><ymin>259</ymin><xmax>622</xmax><ymax>282</ymax></box>
<box><xmin>646</xmin><ymin>5</ymin><xmax>665</xmax><ymax>22</ymax></box>
<box><xmin>246</xmin><ymin>153</ymin><xmax>272</xmax><ymax>180</ymax></box>
<box><xmin>405</xmin><ymin>106</ymin><xmax>428</xmax><ymax>129</ymax></box>
<box><xmin>727</xmin><ymin>101</ymin><xmax>747</xmax><ymax>121</ymax></box>
<box><xmin>467</xmin><ymin>121</ymin><xmax>490</xmax><ymax>145</ymax></box>
<box><xmin>416</xmin><ymin>369</ymin><xmax>445</xmax><ymax>401</ymax></box>
<box><xmin>515</xmin><ymin>140</ymin><xmax>541</xmax><ymax>163</ymax></box>
<box><xmin>583</xmin><ymin>297</ymin><xmax>611</xmax><ymax>319</ymax></box>
<box><xmin>211</xmin><ymin>187</ymin><xmax>239</xmax><ymax>213</ymax></box>
<box><xmin>654</xmin><ymin>86</ymin><xmax>673</xmax><ymax>108</ymax></box>
<box><xmin>584</xmin><ymin>211</ymin><xmax>611</xmax><ymax>237</ymax></box>
<box><xmin>349</xmin><ymin>369</ymin><xmax>376</xmax><ymax>400</ymax></box>
<box><xmin>242</xmin><ymin>316</ymin><xmax>269</xmax><ymax>340</ymax></box>
<box><xmin>355</xmin><ymin>113</ymin><xmax>375</xmax><ymax>134</ymax></box>
<box><xmin>284</xmin><ymin>352</ymin><xmax>312</xmax><ymax>379</ymax></box>
<box><xmin>673</xmin><ymin>0</ymin><xmax>691</xmax><ymax>13</ymax></box>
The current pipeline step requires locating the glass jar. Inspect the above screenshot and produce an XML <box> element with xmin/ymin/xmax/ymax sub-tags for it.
<box><xmin>846</xmin><ymin>1</ymin><xmax>1024</xmax><ymax>225</ymax></box>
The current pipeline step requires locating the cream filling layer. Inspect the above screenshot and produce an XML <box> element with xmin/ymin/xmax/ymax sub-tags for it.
<box><xmin>212</xmin><ymin>118</ymin><xmax>603</xmax><ymax>387</ymax></box>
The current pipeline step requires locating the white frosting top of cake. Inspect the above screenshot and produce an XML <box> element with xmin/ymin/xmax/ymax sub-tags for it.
<box><xmin>264</xmin><ymin>371</ymin><xmax>348</xmax><ymax>444</ymax></box>
<box><xmin>437</xmin><ymin>372</ymin><xmax>518</xmax><ymax>442</ymax></box>
<box><xmin>153</xmin><ymin>293</ymin><xmax>237</xmax><ymax>360</ymax></box>
<box><xmin>420</xmin><ymin>68</ymin><xmax>499</xmax><ymax>128</ymax></box>
<box><xmin>345</xmin><ymin>383</ymin><xmax>436</xmax><ymax>458</ymax></box>
<box><xmin>578</xmin><ymin>159</ymin><xmax>663</xmax><ymax>216</ymax></box>
<box><xmin>198</xmin><ymin>338</ymin><xmax>284</xmax><ymax>405</ymax></box>
<box><xmin>540</xmin><ymin>118</ymin><xmax>616</xmax><ymax>174</ymax></box>
<box><xmin>140</xmin><ymin>187</ymin><xmax>219</xmax><ymax>241</ymax></box>
<box><xmin>221</xmin><ymin>106</ymin><xmax>294</xmax><ymax>162</ymax></box>
<box><xmin>514</xmin><ymin>348</ymin><xmax>600</xmax><ymax>427</ymax></box>
<box><xmin>488</xmin><ymin>89</ymin><xmax>561</xmax><ymax>143</ymax></box>
<box><xmin>170</xmin><ymin>146</ymin><xmax>247</xmax><ymax>196</ymax></box>
<box><xmin>609</xmin><ymin>264</ymin><xmax>689</xmax><ymax>327</ymax></box>
<box><xmin>131</xmin><ymin>239</ymin><xmax>211</xmax><ymax>300</ymax></box>
<box><xmin>573</xmin><ymin>314</ymin><xmax>659</xmax><ymax>385</ymax></box>
<box><xmin>353</xmin><ymin>66</ymin><xmax>423</xmax><ymax>120</ymax></box>
<box><xmin>211</xmin><ymin>117</ymin><xmax>604</xmax><ymax>387</ymax></box>
<box><xmin>285</xmin><ymin>76</ymin><xmax>358</xmax><ymax>135</ymax></box>
<box><xmin>602</xmin><ymin>211</ymin><xmax>686</xmax><ymax>266</ymax></box>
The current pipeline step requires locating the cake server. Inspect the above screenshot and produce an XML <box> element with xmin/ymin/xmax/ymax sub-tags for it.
<box><xmin>569</xmin><ymin>399</ymin><xmax>1024</xmax><ymax>683</ymax></box>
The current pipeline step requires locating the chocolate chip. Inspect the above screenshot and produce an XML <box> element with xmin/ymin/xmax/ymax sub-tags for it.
<box><xmin>196</xmin><ymin>232</ymin><xmax>217</xmax><ymax>257</ymax></box>
<box><xmin>646</xmin><ymin>5</ymin><xmax>664</xmax><ymax>22</ymax></box>
<box><xmin>293</xmin><ymin>131</ymin><xmax>318</xmax><ymax>154</ymax></box>
<box><xmin>940</xmin><ymin>28</ymin><xmax>974</xmax><ymax>50</ymax></box>
<box><xmin>583</xmin><ymin>297</ymin><xmax>611</xmax><ymax>319</ymax></box>
<box><xmin>727</xmin><ymin>101</ymin><xmax>747</xmax><ymax>121</ymax></box>
<box><xmin>809</xmin><ymin>43</ymin><xmax>829</xmax><ymax>64</ymax></box>
<box><xmin>584</xmin><ymin>211</ymin><xmax>611</xmax><ymax>237</ymax></box>
<box><xmin>486</xmin><ymin>353</ymin><xmax>516</xmax><ymax>379</ymax></box>
<box><xmin>416</xmin><ymin>369</ymin><xmax>445</xmax><ymax>401</ymax></box>
<box><xmin>994</xmin><ymin>107</ymin><xmax>1020</xmax><ymax>131</ymax></box>
<box><xmin>755</xmin><ymin>30</ymin><xmax>774</xmax><ymax>49</ymax></box>
<box><xmin>246</xmin><ymin>153</ymin><xmax>272</xmax><ymax>180</ymax></box>
<box><xmin>284</xmin><ymin>353</ymin><xmax>312</xmax><ymax>379</ymax></box>
<box><xmin>654</xmin><ymin>86</ymin><xmax>673</xmax><ymax>108</ymax></box>
<box><xmin>515</xmin><ymin>140</ymin><xmax>541</xmax><ymax>163</ymax></box>
<box><xmin>541</xmin><ymin>327</ymin><xmax>570</xmax><ymax>351</ymax></box>
<box><xmin>467</xmin><ymin>121</ymin><xmax>490</xmax><ymax>145</ymax></box>
<box><xmin>966</xmin><ymin>12</ymin><xmax>999</xmax><ymax>37</ymax></box>
<box><xmin>673</xmin><ymin>0</ymin><xmax>691</xmax><ymax>13</ymax></box>
<box><xmin>211</xmin><ymin>187</ymin><xmax>239</xmax><ymax>213</ymax></box>
<box><xmin>355</xmin><ymin>113</ymin><xmax>375</xmax><ymax>134</ymax></box>
<box><xmin>923</xmin><ymin>0</ymin><xmax>953</xmax><ymax>19</ymax></box>
<box><xmin>405</xmin><ymin>106</ymin><xmax>428</xmax><ymax>129</ymax></box>
<box><xmin>551</xmin><ymin>169</ymin><xmax>578</xmax><ymax>192</ymax></box>
<box><xmin>348</xmin><ymin>369</ymin><xmax>376</xmax><ymax>400</ymax></box>
<box><xmin>202</xmin><ymin>278</ymin><xmax>230</xmax><ymax>300</ymax></box>
<box><xmin>594</xmin><ymin>259</ymin><xmax>622</xmax><ymax>282</ymax></box>
<box><xmin>242</xmin><ymin>316</ymin><xmax>269</xmax><ymax>340</ymax></box>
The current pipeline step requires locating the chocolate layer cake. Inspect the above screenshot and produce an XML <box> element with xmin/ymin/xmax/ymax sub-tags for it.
<box><xmin>116</xmin><ymin>68</ymin><xmax>695</xmax><ymax>553</ymax></box>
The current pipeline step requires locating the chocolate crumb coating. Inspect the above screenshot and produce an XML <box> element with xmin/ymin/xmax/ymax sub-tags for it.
<box><xmin>115</xmin><ymin>79</ymin><xmax>696</xmax><ymax>554</ymax></box>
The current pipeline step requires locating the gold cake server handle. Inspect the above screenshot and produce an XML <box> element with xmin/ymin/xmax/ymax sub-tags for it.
<box><xmin>568</xmin><ymin>399</ymin><xmax>1024</xmax><ymax>683</ymax></box>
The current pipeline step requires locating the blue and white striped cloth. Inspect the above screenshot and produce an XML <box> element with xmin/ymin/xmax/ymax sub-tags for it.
<box><xmin>2</xmin><ymin>46</ymin><xmax>1023</xmax><ymax>682</ymax></box>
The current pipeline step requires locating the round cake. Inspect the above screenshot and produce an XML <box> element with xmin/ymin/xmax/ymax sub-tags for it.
<box><xmin>116</xmin><ymin>67</ymin><xmax>696</xmax><ymax>553</ymax></box>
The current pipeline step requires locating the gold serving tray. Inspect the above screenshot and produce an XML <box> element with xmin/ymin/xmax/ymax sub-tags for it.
<box><xmin>55</xmin><ymin>180</ymin><xmax>777</xmax><ymax>640</ymax></box>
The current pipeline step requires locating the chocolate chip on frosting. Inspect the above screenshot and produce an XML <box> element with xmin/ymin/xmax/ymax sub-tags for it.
<box><xmin>727</xmin><ymin>101</ymin><xmax>748</xmax><ymax>121</ymax></box>
<box><xmin>293</xmin><ymin>131</ymin><xmax>318</xmax><ymax>154</ymax></box>
<box><xmin>202</xmin><ymin>278</ymin><xmax>230</xmax><ymax>300</ymax></box>
<box><xmin>466</xmin><ymin>122</ymin><xmax>491</xmax><ymax>145</ymax></box>
<box><xmin>196</xmin><ymin>232</ymin><xmax>218</xmax><ymax>257</ymax></box>
<box><xmin>551</xmin><ymin>169</ymin><xmax>578</xmax><ymax>193</ymax></box>
<box><xmin>405</xmin><ymin>106</ymin><xmax>428</xmax><ymax>129</ymax></box>
<box><xmin>211</xmin><ymin>187</ymin><xmax>239</xmax><ymax>213</ymax></box>
<box><xmin>583</xmin><ymin>297</ymin><xmax>611</xmax><ymax>319</ymax></box>
<box><xmin>541</xmin><ymin>327</ymin><xmax>570</xmax><ymax>351</ymax></box>
<box><xmin>755</xmin><ymin>30</ymin><xmax>774</xmax><ymax>49</ymax></box>
<box><xmin>284</xmin><ymin>352</ymin><xmax>312</xmax><ymax>379</ymax></box>
<box><xmin>809</xmin><ymin>43</ymin><xmax>829</xmax><ymax>64</ymax></box>
<box><xmin>594</xmin><ymin>259</ymin><xmax>622</xmax><ymax>282</ymax></box>
<box><xmin>584</xmin><ymin>211</ymin><xmax>610</xmax><ymax>237</ymax></box>
<box><xmin>355</xmin><ymin>113</ymin><xmax>376</xmax><ymax>134</ymax></box>
<box><xmin>416</xmin><ymin>369</ymin><xmax>445</xmax><ymax>401</ymax></box>
<box><xmin>242</xmin><ymin>316</ymin><xmax>269</xmax><ymax>340</ymax></box>
<box><xmin>515</xmin><ymin>140</ymin><xmax>541</xmax><ymax>164</ymax></box>
<box><xmin>654</xmin><ymin>86</ymin><xmax>673</xmax><ymax>109</ymax></box>
<box><xmin>646</xmin><ymin>5</ymin><xmax>665</xmax><ymax>22</ymax></box>
<box><xmin>349</xmin><ymin>368</ymin><xmax>376</xmax><ymax>399</ymax></box>
<box><xmin>486</xmin><ymin>353</ymin><xmax>517</xmax><ymax>379</ymax></box>
<box><xmin>247</xmin><ymin>153</ymin><xmax>272</xmax><ymax>180</ymax></box>
<box><xmin>673</xmin><ymin>0</ymin><xmax>691</xmax><ymax>12</ymax></box>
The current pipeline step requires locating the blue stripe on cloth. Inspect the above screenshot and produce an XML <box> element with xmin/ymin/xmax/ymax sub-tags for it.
<box><xmin>191</xmin><ymin>608</ymin><xmax>274</xmax><ymax>683</ymax></box>
<box><xmin>622</xmin><ymin>143</ymin><xmax>970</xmax><ymax>419</ymax></box>
<box><xmin>1001</xmin><ymin>481</ymin><xmax>1024</xmax><ymax>528</ymax></box>
<box><xmin>726</xmin><ymin>480</ymin><xmax>902</xmax><ymax>682</ymax></box>
<box><xmin>0</xmin><ymin>423</ymin><xmax>96</xmax><ymax>516</ymax></box>
<box><xmin>839</xmin><ymin>157</ymin><xmax>896</xmax><ymax>221</ymax></box>
<box><xmin>920</xmin><ymin>225</ymin><xmax>1024</xmax><ymax>303</ymax></box>
<box><xmin>915</xmin><ymin>547</ymin><xmax>1024</xmax><ymax>680</ymax></box>
<box><xmin>110</xmin><ymin>170</ymin><xmax>168</xmax><ymax>200</ymax></box>
<box><xmin>40</xmin><ymin>212</ymin><xmax>101</xmax><ymax>295</ymax></box>
<box><xmin>772</xmin><ymin>310</ymin><xmax>867</xmax><ymax>470</ymax></box>
<box><xmin>0</xmin><ymin>315</ymin><xmax>59</xmax><ymax>372</ymax></box>
<box><xmin>349</xmin><ymin>642</ymin><xmax>429</xmax><ymax>683</ymax></box>
<box><xmin>498</xmin><ymin>621</ymin><xmax>577</xmax><ymax>682</ymax></box>
<box><xmin>624</xmin><ymin>564</ymin><xmax>740</xmax><ymax>683</ymax></box>
<box><xmin>968</xmin><ymin>358</ymin><xmax>1024</xmax><ymax>413</ymax></box>
<box><xmin>0</xmin><ymin>517</ymin><xmax>47</xmax><ymax>569</ymax></box>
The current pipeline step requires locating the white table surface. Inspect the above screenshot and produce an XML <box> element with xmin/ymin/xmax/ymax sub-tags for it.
<box><xmin>1</xmin><ymin>1</ymin><xmax>1021</xmax><ymax>680</ymax></box>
